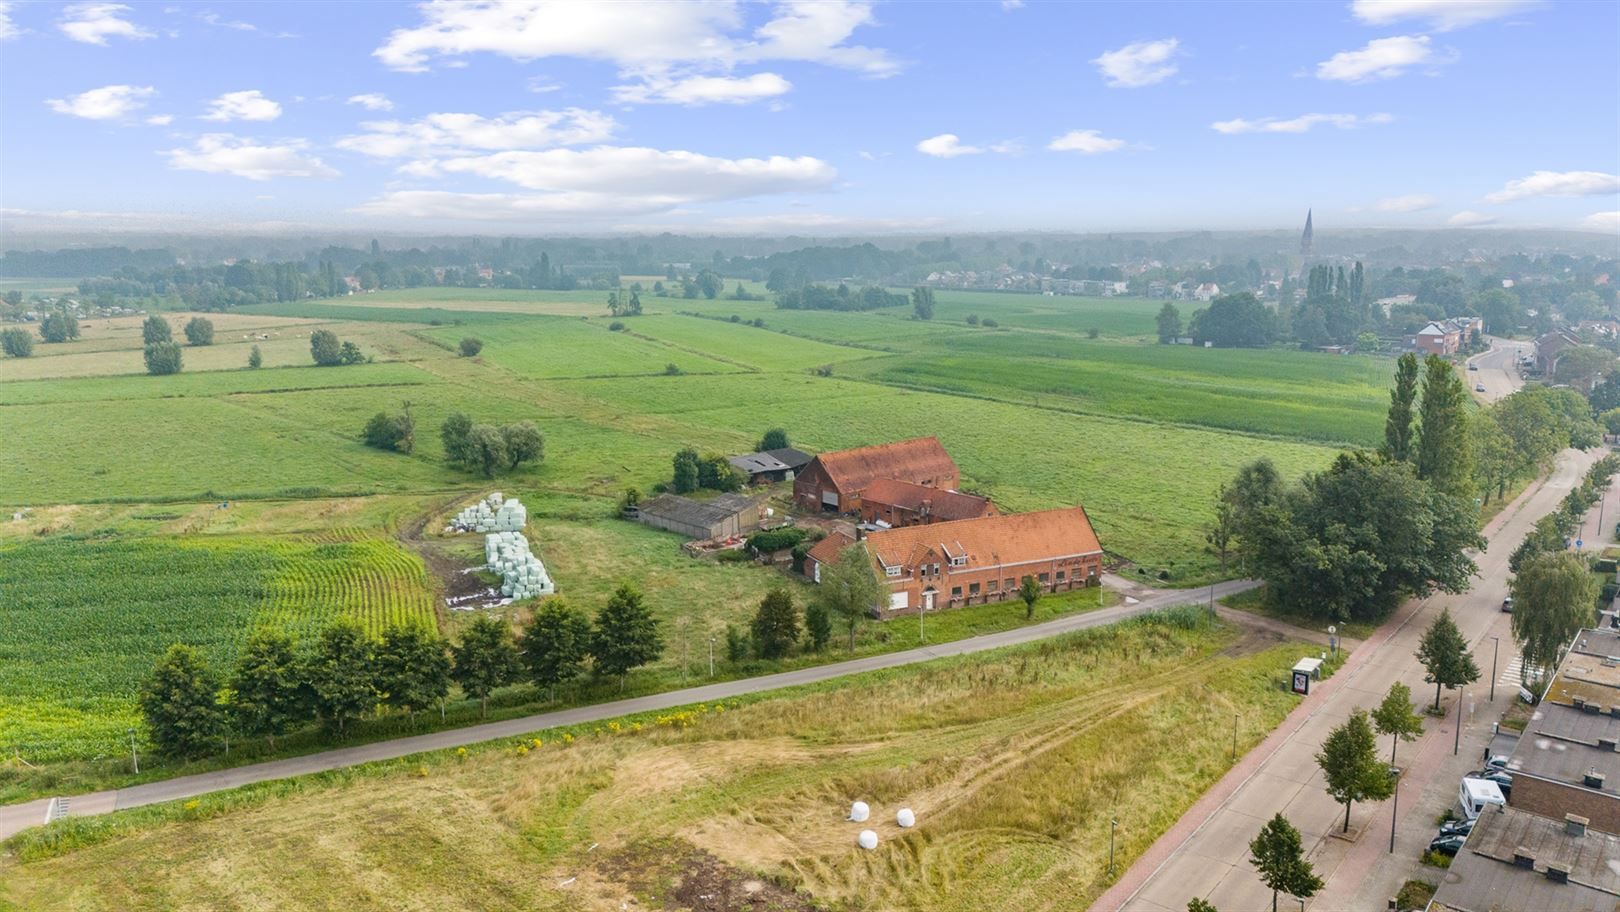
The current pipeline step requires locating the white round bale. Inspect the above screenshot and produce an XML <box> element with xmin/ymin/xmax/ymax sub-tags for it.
<box><xmin>857</xmin><ymin>830</ymin><xmax>878</xmax><ymax>850</ymax></box>
<box><xmin>896</xmin><ymin>808</ymin><xmax>915</xmax><ymax>828</ymax></box>
<box><xmin>849</xmin><ymin>800</ymin><xmax>870</xmax><ymax>822</ymax></box>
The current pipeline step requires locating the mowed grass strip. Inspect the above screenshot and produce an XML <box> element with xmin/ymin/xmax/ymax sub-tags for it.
<box><xmin>0</xmin><ymin>534</ymin><xmax>435</xmax><ymax>762</ymax></box>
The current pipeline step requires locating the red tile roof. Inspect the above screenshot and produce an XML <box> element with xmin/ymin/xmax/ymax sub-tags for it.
<box><xmin>864</xmin><ymin>506</ymin><xmax>1101</xmax><ymax>572</ymax></box>
<box><xmin>812</xmin><ymin>436</ymin><xmax>957</xmax><ymax>494</ymax></box>
<box><xmin>861</xmin><ymin>478</ymin><xmax>993</xmax><ymax>522</ymax></box>
<box><xmin>805</xmin><ymin>530</ymin><xmax>855</xmax><ymax>568</ymax></box>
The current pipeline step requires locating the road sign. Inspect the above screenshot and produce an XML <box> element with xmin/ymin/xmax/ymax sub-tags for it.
<box><xmin>1577</xmin><ymin>539</ymin><xmax>1584</xmax><ymax>549</ymax></box>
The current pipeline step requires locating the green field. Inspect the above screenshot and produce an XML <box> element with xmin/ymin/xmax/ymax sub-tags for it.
<box><xmin>0</xmin><ymin>534</ymin><xmax>434</xmax><ymax>761</ymax></box>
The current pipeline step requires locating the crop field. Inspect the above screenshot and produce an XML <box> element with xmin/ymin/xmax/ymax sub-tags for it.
<box><xmin>421</xmin><ymin>316</ymin><xmax>746</xmax><ymax>379</ymax></box>
<box><xmin>0</xmin><ymin>611</ymin><xmax>1307</xmax><ymax>912</ymax></box>
<box><xmin>599</xmin><ymin>313</ymin><xmax>879</xmax><ymax>371</ymax></box>
<box><xmin>0</xmin><ymin>534</ymin><xmax>434</xmax><ymax>762</ymax></box>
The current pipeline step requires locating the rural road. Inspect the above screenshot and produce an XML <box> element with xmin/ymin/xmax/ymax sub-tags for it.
<box><xmin>1100</xmin><ymin>446</ymin><xmax>1597</xmax><ymax>912</ymax></box>
<box><xmin>0</xmin><ymin>577</ymin><xmax>1259</xmax><ymax>842</ymax></box>
<box><xmin>1468</xmin><ymin>335</ymin><xmax>1528</xmax><ymax>403</ymax></box>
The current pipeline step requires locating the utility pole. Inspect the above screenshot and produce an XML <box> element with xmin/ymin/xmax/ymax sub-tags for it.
<box><xmin>1489</xmin><ymin>637</ymin><xmax>1499</xmax><ymax>703</ymax></box>
<box><xmin>1454</xmin><ymin>690</ymin><xmax>1464</xmax><ymax>755</ymax></box>
<box><xmin>1389</xmin><ymin>769</ymin><xmax>1399</xmax><ymax>853</ymax></box>
<box><xmin>708</xmin><ymin>636</ymin><xmax>715</xmax><ymax>678</ymax></box>
<box><xmin>1231</xmin><ymin>712</ymin><xmax>1239</xmax><ymax>761</ymax></box>
<box><xmin>1108</xmin><ymin>817</ymin><xmax>1118</xmax><ymax>876</ymax></box>
<box><xmin>127</xmin><ymin>727</ymin><xmax>139</xmax><ymax>774</ymax></box>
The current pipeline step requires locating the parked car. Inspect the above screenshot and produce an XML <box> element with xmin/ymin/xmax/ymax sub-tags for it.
<box><xmin>1502</xmin><ymin>596</ymin><xmax>1514</xmax><ymax>613</ymax></box>
<box><xmin>1475</xmin><ymin>383</ymin><xmax>1488</xmax><ymax>392</ymax></box>
<box><xmin>1469</xmin><ymin>769</ymin><xmax>1514</xmax><ymax>797</ymax></box>
<box><xmin>1468</xmin><ymin>363</ymin><xmax>1479</xmax><ymax>371</ymax></box>
<box><xmin>1429</xmin><ymin>833</ymin><xmax>1467</xmax><ymax>856</ymax></box>
<box><xmin>1439</xmin><ymin>818</ymin><xmax>1476</xmax><ymax>838</ymax></box>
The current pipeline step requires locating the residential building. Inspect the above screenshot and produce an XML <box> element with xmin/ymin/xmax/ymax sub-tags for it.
<box><xmin>793</xmin><ymin>437</ymin><xmax>959</xmax><ymax>514</ymax></box>
<box><xmin>857</xmin><ymin>478</ymin><xmax>996</xmax><ymax>528</ymax></box>
<box><xmin>1193</xmin><ymin>282</ymin><xmax>1221</xmax><ymax>301</ymax></box>
<box><xmin>1408</xmin><ymin>320</ymin><xmax>1461</xmax><ymax>355</ymax></box>
<box><xmin>727</xmin><ymin>447</ymin><xmax>813</xmax><ymax>485</ymax></box>
<box><xmin>1536</xmin><ymin>330</ymin><xmax>1583</xmax><ymax>375</ymax></box>
<box><xmin>849</xmin><ymin>506</ymin><xmax>1104</xmax><ymax>615</ymax></box>
<box><xmin>633</xmin><ymin>492</ymin><xmax>764</xmax><ymax>540</ymax></box>
<box><xmin>803</xmin><ymin>530</ymin><xmax>855</xmax><ymax>583</ymax></box>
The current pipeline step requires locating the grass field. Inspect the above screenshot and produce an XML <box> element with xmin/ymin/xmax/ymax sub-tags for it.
<box><xmin>0</xmin><ymin>533</ymin><xmax>434</xmax><ymax>762</ymax></box>
<box><xmin>0</xmin><ymin>610</ymin><xmax>1307</xmax><ymax>912</ymax></box>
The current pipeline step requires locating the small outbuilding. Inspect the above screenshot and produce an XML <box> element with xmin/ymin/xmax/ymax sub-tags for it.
<box><xmin>634</xmin><ymin>492</ymin><xmax>764</xmax><ymax>540</ymax></box>
<box><xmin>727</xmin><ymin>447</ymin><xmax>814</xmax><ymax>485</ymax></box>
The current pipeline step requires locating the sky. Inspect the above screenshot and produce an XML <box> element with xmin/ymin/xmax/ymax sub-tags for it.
<box><xmin>1</xmin><ymin>0</ymin><xmax>1617</xmax><ymax>236</ymax></box>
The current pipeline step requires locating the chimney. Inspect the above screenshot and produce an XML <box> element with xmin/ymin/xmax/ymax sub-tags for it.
<box><xmin>1546</xmin><ymin>861</ymin><xmax>1571</xmax><ymax>884</ymax></box>
<box><xmin>1584</xmin><ymin>768</ymin><xmax>1607</xmax><ymax>789</ymax></box>
<box><xmin>1566</xmin><ymin>813</ymin><xmax>1589</xmax><ymax>837</ymax></box>
<box><xmin>1513</xmin><ymin>847</ymin><xmax>1536</xmax><ymax>868</ymax></box>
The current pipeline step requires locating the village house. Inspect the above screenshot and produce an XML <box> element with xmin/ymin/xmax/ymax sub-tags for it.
<box><xmin>1407</xmin><ymin>320</ymin><xmax>1461</xmax><ymax>356</ymax></box>
<box><xmin>1192</xmin><ymin>282</ymin><xmax>1221</xmax><ymax>302</ymax></box>
<box><xmin>727</xmin><ymin>447</ymin><xmax>813</xmax><ymax>485</ymax></box>
<box><xmin>1535</xmin><ymin>329</ymin><xmax>1582</xmax><ymax>375</ymax></box>
<box><xmin>812</xmin><ymin>506</ymin><xmax>1103</xmax><ymax>615</ymax></box>
<box><xmin>793</xmin><ymin>437</ymin><xmax>959</xmax><ymax>514</ymax></box>
<box><xmin>633</xmin><ymin>492</ymin><xmax>764</xmax><ymax>540</ymax></box>
<box><xmin>858</xmin><ymin>478</ymin><xmax>995</xmax><ymax>528</ymax></box>
<box><xmin>803</xmin><ymin>530</ymin><xmax>855</xmax><ymax>583</ymax></box>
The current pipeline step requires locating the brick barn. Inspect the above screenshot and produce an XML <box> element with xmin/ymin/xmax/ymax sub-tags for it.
<box><xmin>792</xmin><ymin>437</ymin><xmax>959</xmax><ymax>514</ymax></box>
<box><xmin>858</xmin><ymin>477</ymin><xmax>995</xmax><ymax>527</ymax></box>
<box><xmin>813</xmin><ymin>506</ymin><xmax>1103</xmax><ymax>615</ymax></box>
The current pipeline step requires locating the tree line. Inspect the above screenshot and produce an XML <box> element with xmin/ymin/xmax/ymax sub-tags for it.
<box><xmin>139</xmin><ymin>585</ymin><xmax>663</xmax><ymax>760</ymax></box>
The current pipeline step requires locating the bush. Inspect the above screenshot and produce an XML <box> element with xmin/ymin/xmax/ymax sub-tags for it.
<box><xmin>748</xmin><ymin>527</ymin><xmax>808</xmax><ymax>553</ymax></box>
<box><xmin>142</xmin><ymin>314</ymin><xmax>172</xmax><ymax>345</ymax></box>
<box><xmin>1</xmin><ymin>327</ymin><xmax>34</xmax><ymax>358</ymax></box>
<box><xmin>1395</xmin><ymin>880</ymin><xmax>1436</xmax><ymax>911</ymax></box>
<box><xmin>714</xmin><ymin>548</ymin><xmax>754</xmax><ymax>563</ymax></box>
<box><xmin>1087</xmin><ymin>327</ymin><xmax>1101</xmax><ymax>339</ymax></box>
<box><xmin>39</xmin><ymin>310</ymin><xmax>79</xmax><ymax>343</ymax></box>
<box><xmin>339</xmin><ymin>341</ymin><xmax>365</xmax><ymax>364</ymax></box>
<box><xmin>1419</xmin><ymin>850</ymin><xmax>1452</xmax><ymax>869</ymax></box>
<box><xmin>362</xmin><ymin>404</ymin><xmax>416</xmax><ymax>454</ymax></box>
<box><xmin>725</xmin><ymin>624</ymin><xmax>751</xmax><ymax>662</ymax></box>
<box><xmin>981</xmin><ymin>318</ymin><xmax>998</xmax><ymax>328</ymax></box>
<box><xmin>184</xmin><ymin>317</ymin><xmax>214</xmax><ymax>346</ymax></box>
<box><xmin>247</xmin><ymin>345</ymin><xmax>262</xmax><ymax>369</ymax></box>
<box><xmin>813</xmin><ymin>364</ymin><xmax>834</xmax><ymax>377</ymax></box>
<box><xmin>143</xmin><ymin>340</ymin><xmax>182</xmax><ymax>375</ymax></box>
<box><xmin>608</xmin><ymin>320</ymin><xmax>626</xmax><ymax>332</ymax></box>
<box><xmin>458</xmin><ymin>337</ymin><xmax>483</xmax><ymax>357</ymax></box>
<box><xmin>310</xmin><ymin>329</ymin><xmax>342</xmax><ymax>366</ymax></box>
<box><xmin>664</xmin><ymin>362</ymin><xmax>682</xmax><ymax>375</ymax></box>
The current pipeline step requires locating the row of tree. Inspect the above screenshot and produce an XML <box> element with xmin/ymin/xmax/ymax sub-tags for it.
<box><xmin>139</xmin><ymin>585</ymin><xmax>664</xmax><ymax>759</ymax></box>
<box><xmin>441</xmin><ymin>413</ymin><xmax>544</xmax><ymax>477</ymax></box>
<box><xmin>774</xmin><ymin>284</ymin><xmax>909</xmax><ymax>312</ymax></box>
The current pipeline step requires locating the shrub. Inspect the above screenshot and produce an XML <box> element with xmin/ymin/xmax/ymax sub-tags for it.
<box><xmin>1</xmin><ymin>327</ymin><xmax>34</xmax><ymax>358</ymax></box>
<box><xmin>1419</xmin><ymin>850</ymin><xmax>1452</xmax><ymax>869</ymax></box>
<box><xmin>714</xmin><ymin>548</ymin><xmax>754</xmax><ymax>563</ymax></box>
<box><xmin>814</xmin><ymin>364</ymin><xmax>834</xmax><ymax>377</ymax></box>
<box><xmin>142</xmin><ymin>314</ymin><xmax>172</xmax><ymax>345</ymax></box>
<box><xmin>724</xmin><ymin>625</ymin><xmax>751</xmax><ymax>662</ymax></box>
<box><xmin>362</xmin><ymin>404</ymin><xmax>416</xmax><ymax>454</ymax></box>
<box><xmin>981</xmin><ymin>318</ymin><xmax>998</xmax><ymax>328</ymax></box>
<box><xmin>458</xmin><ymin>337</ymin><xmax>483</xmax><ymax>357</ymax></box>
<box><xmin>1087</xmin><ymin>327</ymin><xmax>1101</xmax><ymax>339</ymax></box>
<box><xmin>39</xmin><ymin>310</ymin><xmax>79</xmax><ymax>342</ymax></box>
<box><xmin>247</xmin><ymin>345</ymin><xmax>262</xmax><ymax>369</ymax></box>
<box><xmin>747</xmin><ymin>527</ymin><xmax>808</xmax><ymax>553</ymax></box>
<box><xmin>143</xmin><ymin>341</ymin><xmax>183</xmax><ymax>375</ymax></box>
<box><xmin>608</xmin><ymin>320</ymin><xmax>626</xmax><ymax>332</ymax></box>
<box><xmin>184</xmin><ymin>317</ymin><xmax>214</xmax><ymax>346</ymax></box>
<box><xmin>664</xmin><ymin>362</ymin><xmax>682</xmax><ymax>375</ymax></box>
<box><xmin>310</xmin><ymin>329</ymin><xmax>342</xmax><ymax>366</ymax></box>
<box><xmin>1395</xmin><ymin>880</ymin><xmax>1435</xmax><ymax>911</ymax></box>
<box><xmin>966</xmin><ymin>314</ymin><xmax>979</xmax><ymax>326</ymax></box>
<box><xmin>339</xmin><ymin>341</ymin><xmax>365</xmax><ymax>364</ymax></box>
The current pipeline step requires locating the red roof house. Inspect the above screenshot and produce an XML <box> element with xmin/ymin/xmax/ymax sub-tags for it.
<box><xmin>792</xmin><ymin>437</ymin><xmax>959</xmax><ymax>514</ymax></box>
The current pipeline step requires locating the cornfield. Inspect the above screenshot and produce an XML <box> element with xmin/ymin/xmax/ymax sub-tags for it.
<box><xmin>0</xmin><ymin>534</ymin><xmax>435</xmax><ymax>762</ymax></box>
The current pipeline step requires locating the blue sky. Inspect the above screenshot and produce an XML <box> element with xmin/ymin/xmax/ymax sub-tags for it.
<box><xmin>1</xmin><ymin>0</ymin><xmax>1616</xmax><ymax>235</ymax></box>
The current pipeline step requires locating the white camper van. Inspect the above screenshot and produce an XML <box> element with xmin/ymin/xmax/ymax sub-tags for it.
<box><xmin>1458</xmin><ymin>777</ymin><xmax>1506</xmax><ymax>820</ymax></box>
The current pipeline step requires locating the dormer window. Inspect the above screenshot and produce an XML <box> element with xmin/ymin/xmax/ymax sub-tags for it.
<box><xmin>949</xmin><ymin>554</ymin><xmax>967</xmax><ymax>568</ymax></box>
<box><xmin>885</xmin><ymin>565</ymin><xmax>901</xmax><ymax>578</ymax></box>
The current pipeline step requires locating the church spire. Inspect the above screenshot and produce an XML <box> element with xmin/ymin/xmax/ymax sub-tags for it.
<box><xmin>1301</xmin><ymin>209</ymin><xmax>1314</xmax><ymax>258</ymax></box>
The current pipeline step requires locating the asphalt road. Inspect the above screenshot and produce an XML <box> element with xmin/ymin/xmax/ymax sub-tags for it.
<box><xmin>1467</xmin><ymin>335</ymin><xmax>1529</xmax><ymax>403</ymax></box>
<box><xmin>0</xmin><ymin>577</ymin><xmax>1257</xmax><ymax>842</ymax></box>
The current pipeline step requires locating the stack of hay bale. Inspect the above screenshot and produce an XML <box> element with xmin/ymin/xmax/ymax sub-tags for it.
<box><xmin>484</xmin><ymin>530</ymin><xmax>555</xmax><ymax>600</ymax></box>
<box><xmin>450</xmin><ymin>493</ymin><xmax>527</xmax><ymax>533</ymax></box>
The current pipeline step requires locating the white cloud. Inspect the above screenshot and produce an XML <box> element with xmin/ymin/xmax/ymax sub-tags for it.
<box><xmin>374</xmin><ymin>0</ymin><xmax>897</xmax><ymax>78</ymax></box>
<box><xmin>1375</xmin><ymin>193</ymin><xmax>1439</xmax><ymax>212</ymax></box>
<box><xmin>346</xmin><ymin>93</ymin><xmax>395</xmax><ymax>111</ymax></box>
<box><xmin>202</xmin><ymin>90</ymin><xmax>282</xmax><ymax>122</ymax></box>
<box><xmin>1210</xmin><ymin>112</ymin><xmax>1393</xmax><ymax>134</ymax></box>
<box><xmin>1047</xmin><ymin>129</ymin><xmax>1126</xmax><ymax>154</ymax></box>
<box><xmin>0</xmin><ymin>2</ymin><xmax>19</xmax><ymax>41</ymax></box>
<box><xmin>337</xmin><ymin>109</ymin><xmax>617</xmax><ymax>159</ymax></box>
<box><xmin>1447</xmin><ymin>210</ymin><xmax>1497</xmax><ymax>227</ymax></box>
<box><xmin>146</xmin><ymin>114</ymin><xmax>174</xmax><ymax>125</ymax></box>
<box><xmin>166</xmin><ymin>134</ymin><xmax>339</xmax><ymax>180</ymax></box>
<box><xmin>1316</xmin><ymin>35</ymin><xmax>1444</xmax><ymax>82</ymax></box>
<box><xmin>1350</xmin><ymin>0</ymin><xmax>1539</xmax><ymax>31</ymax></box>
<box><xmin>1485</xmin><ymin>170</ymin><xmax>1620</xmax><ymax>203</ymax></box>
<box><xmin>526</xmin><ymin>78</ymin><xmax>563</xmax><ymax>93</ymax></box>
<box><xmin>46</xmin><ymin>84</ymin><xmax>156</xmax><ymax>120</ymax></box>
<box><xmin>706</xmin><ymin>212</ymin><xmax>944</xmax><ymax>233</ymax></box>
<box><xmin>1092</xmin><ymin>38</ymin><xmax>1180</xmax><ymax>88</ymax></box>
<box><xmin>613</xmin><ymin>72</ymin><xmax>791</xmax><ymax>106</ymax></box>
<box><xmin>1582</xmin><ymin>211</ymin><xmax>1620</xmax><ymax>233</ymax></box>
<box><xmin>58</xmin><ymin>3</ymin><xmax>153</xmax><ymax>44</ymax></box>
<box><xmin>916</xmin><ymin>134</ymin><xmax>982</xmax><ymax>158</ymax></box>
<box><xmin>1000</xmin><ymin>0</ymin><xmax>1024</xmax><ymax>8</ymax></box>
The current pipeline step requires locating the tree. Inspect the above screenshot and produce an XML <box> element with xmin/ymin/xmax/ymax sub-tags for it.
<box><xmin>1156</xmin><ymin>302</ymin><xmax>1182</xmax><ymax>343</ymax></box>
<box><xmin>375</xmin><ymin>625</ymin><xmax>451</xmax><ymax>725</ymax></box>
<box><xmin>696</xmin><ymin>269</ymin><xmax>723</xmax><ymax>300</ymax></box>
<box><xmin>1416</xmin><ymin>355</ymin><xmax>1473</xmax><ymax>499</ymax></box>
<box><xmin>1355</xmin><ymin>331</ymin><xmax>1379</xmax><ymax>353</ymax></box>
<box><xmin>307</xmin><ymin>619</ymin><xmax>376</xmax><ymax>737</ymax></box>
<box><xmin>1317</xmin><ymin>709</ymin><xmax>1394</xmax><ymax>833</ymax></box>
<box><xmin>911</xmin><ymin>286</ymin><xmax>935</xmax><ymax>320</ymax></box>
<box><xmin>465</xmin><ymin>424</ymin><xmax>508</xmax><ymax>478</ymax></box>
<box><xmin>1371</xmin><ymin>681</ymin><xmax>1424</xmax><ymax>766</ymax></box>
<box><xmin>1383</xmin><ymin>353</ymin><xmax>1419</xmax><ymax>462</ymax></box>
<box><xmin>1</xmin><ymin>327</ymin><xmax>34</xmax><ymax>358</ymax></box>
<box><xmin>139</xmin><ymin>644</ymin><xmax>226</xmax><ymax>758</ymax></box>
<box><xmin>362</xmin><ymin>402</ymin><xmax>416</xmax><ymax>454</ymax></box>
<box><xmin>339</xmin><ymin>340</ymin><xmax>365</xmax><ymax>364</ymax></box>
<box><xmin>501</xmin><ymin>421</ymin><xmax>544</xmax><ymax>470</ymax></box>
<box><xmin>758</xmin><ymin>428</ymin><xmax>789</xmax><ymax>451</ymax></box>
<box><xmin>451</xmin><ymin>614</ymin><xmax>520</xmax><ymax>717</ymax></box>
<box><xmin>1018</xmin><ymin>574</ymin><xmax>1042</xmax><ymax>619</ymax></box>
<box><xmin>459</xmin><ymin>337</ymin><xmax>483</xmax><ymax>357</ymax></box>
<box><xmin>1556</xmin><ymin>345</ymin><xmax>1615</xmax><ymax>392</ymax></box>
<box><xmin>248</xmin><ymin>344</ymin><xmax>262</xmax><ymax>369</ymax></box>
<box><xmin>441</xmin><ymin>412</ymin><xmax>474</xmax><ymax>466</ymax></box>
<box><xmin>520</xmin><ymin>599</ymin><xmax>592</xmax><ymax>701</ymax></box>
<box><xmin>698</xmin><ymin>453</ymin><xmax>745</xmax><ymax>492</ymax></box>
<box><xmin>142</xmin><ymin>314</ymin><xmax>172</xmax><ymax>345</ymax></box>
<box><xmin>804</xmin><ymin>599</ymin><xmax>832</xmax><ymax>652</ymax></box>
<box><xmin>816</xmin><ymin>543</ymin><xmax>885</xmax><ymax>651</ymax></box>
<box><xmin>229</xmin><ymin>629</ymin><xmax>305</xmax><ymax>750</ymax></box>
<box><xmin>1187</xmin><ymin>292</ymin><xmax>1276</xmax><ymax>347</ymax></box>
<box><xmin>1249</xmin><ymin>813</ymin><xmax>1322</xmax><ymax>912</ymax></box>
<box><xmin>1415</xmin><ymin>608</ymin><xmax>1479</xmax><ymax>711</ymax></box>
<box><xmin>310</xmin><ymin>328</ymin><xmax>343</xmax><ymax>366</ymax></box>
<box><xmin>1187</xmin><ymin>900</ymin><xmax>1218</xmax><ymax>912</ymax></box>
<box><xmin>1511</xmin><ymin>550</ymin><xmax>1598</xmax><ymax>683</ymax></box>
<box><xmin>39</xmin><ymin>309</ymin><xmax>78</xmax><ymax>343</ymax></box>
<box><xmin>184</xmin><ymin>316</ymin><xmax>214</xmax><ymax>346</ymax></box>
<box><xmin>593</xmin><ymin>583</ymin><xmax>664</xmax><ymax>689</ymax></box>
<box><xmin>751</xmin><ymin>588</ymin><xmax>800</xmax><ymax>659</ymax></box>
<box><xmin>1207</xmin><ymin>485</ymin><xmax>1235</xmax><ymax>572</ymax></box>
<box><xmin>671</xmin><ymin>447</ymin><xmax>701</xmax><ymax>493</ymax></box>
<box><xmin>143</xmin><ymin>340</ymin><xmax>183</xmax><ymax>375</ymax></box>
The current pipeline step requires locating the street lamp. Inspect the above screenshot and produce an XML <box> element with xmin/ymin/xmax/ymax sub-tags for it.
<box><xmin>1389</xmin><ymin>765</ymin><xmax>1401</xmax><ymax>854</ymax></box>
<box><xmin>1489</xmin><ymin>637</ymin><xmax>1500</xmax><ymax>703</ymax></box>
<box><xmin>708</xmin><ymin>636</ymin><xmax>716</xmax><ymax>678</ymax></box>
<box><xmin>1327</xmin><ymin>625</ymin><xmax>1338</xmax><ymax>658</ymax></box>
<box><xmin>1454</xmin><ymin>690</ymin><xmax>1465</xmax><ymax>756</ymax></box>
<box><xmin>1108</xmin><ymin>817</ymin><xmax>1118</xmax><ymax>876</ymax></box>
<box><xmin>127</xmin><ymin>727</ymin><xmax>139</xmax><ymax>774</ymax></box>
<box><xmin>1232</xmin><ymin>712</ymin><xmax>1239</xmax><ymax>762</ymax></box>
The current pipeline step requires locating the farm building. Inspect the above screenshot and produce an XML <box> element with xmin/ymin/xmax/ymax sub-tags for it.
<box><xmin>803</xmin><ymin>530</ymin><xmax>856</xmax><ymax>583</ymax></box>
<box><xmin>793</xmin><ymin>437</ymin><xmax>959</xmax><ymax>513</ymax></box>
<box><xmin>858</xmin><ymin>478</ymin><xmax>995</xmax><ymax>528</ymax></box>
<box><xmin>815</xmin><ymin>506</ymin><xmax>1103</xmax><ymax>615</ymax></box>
<box><xmin>634</xmin><ymin>492</ymin><xmax>764</xmax><ymax>540</ymax></box>
<box><xmin>727</xmin><ymin>447</ymin><xmax>814</xmax><ymax>485</ymax></box>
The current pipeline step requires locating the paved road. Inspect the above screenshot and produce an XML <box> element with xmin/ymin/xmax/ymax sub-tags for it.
<box><xmin>1467</xmin><ymin>335</ymin><xmax>1528</xmax><ymax>403</ymax></box>
<box><xmin>1098</xmin><ymin>447</ymin><xmax>1596</xmax><ymax>912</ymax></box>
<box><xmin>0</xmin><ymin>578</ymin><xmax>1258</xmax><ymax>842</ymax></box>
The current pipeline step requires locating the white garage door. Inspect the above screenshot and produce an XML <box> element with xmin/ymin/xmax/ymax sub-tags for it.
<box><xmin>888</xmin><ymin>591</ymin><xmax>909</xmax><ymax>612</ymax></box>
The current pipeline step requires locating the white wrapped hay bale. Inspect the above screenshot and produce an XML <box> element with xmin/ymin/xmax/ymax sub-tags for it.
<box><xmin>848</xmin><ymin>801</ymin><xmax>870</xmax><ymax>822</ymax></box>
<box><xmin>896</xmin><ymin>808</ymin><xmax>915</xmax><ymax>828</ymax></box>
<box><xmin>857</xmin><ymin>830</ymin><xmax>878</xmax><ymax>850</ymax></box>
